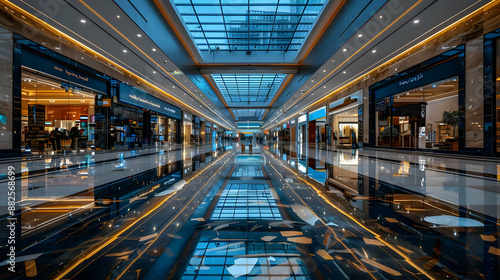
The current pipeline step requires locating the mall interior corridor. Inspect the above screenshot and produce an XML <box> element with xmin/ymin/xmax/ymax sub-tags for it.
<box><xmin>0</xmin><ymin>0</ymin><xmax>500</xmax><ymax>279</ymax></box>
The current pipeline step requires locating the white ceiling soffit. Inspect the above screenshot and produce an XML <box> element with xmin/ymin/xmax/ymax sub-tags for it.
<box><xmin>262</xmin><ymin>0</ymin><xmax>492</xmax><ymax>130</ymax></box>
<box><xmin>9</xmin><ymin>0</ymin><xmax>235</xmax><ymax>130</ymax></box>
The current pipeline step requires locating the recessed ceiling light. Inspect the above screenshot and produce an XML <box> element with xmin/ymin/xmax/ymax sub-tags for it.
<box><xmin>137</xmin><ymin>34</ymin><xmax>142</xmax><ymax>37</ymax></box>
<box><xmin>152</xmin><ymin>48</ymin><xmax>157</xmax><ymax>51</ymax></box>
<box><xmin>372</xmin><ymin>49</ymin><xmax>377</xmax><ymax>53</ymax></box>
<box><xmin>153</xmin><ymin>71</ymin><xmax>156</xmax><ymax>73</ymax></box>
<box><xmin>323</xmin><ymin>70</ymin><xmax>326</xmax><ymax>72</ymax></box>
<box><xmin>331</xmin><ymin>60</ymin><xmax>335</xmax><ymax>63</ymax></box>
<box><xmin>55</xmin><ymin>47</ymin><xmax>60</xmax><ymax>50</ymax></box>
<box><xmin>343</xmin><ymin>48</ymin><xmax>347</xmax><ymax>52</ymax></box>
<box><xmin>379</xmin><ymin>15</ymin><xmax>383</xmax><ymax>19</ymax></box>
<box><xmin>343</xmin><ymin>71</ymin><xmax>346</xmax><ymax>74</ymax></box>
<box><xmin>413</xmin><ymin>19</ymin><xmax>420</xmax><ymax>24</ymax></box>
<box><xmin>117</xmin><ymin>15</ymin><xmax>120</xmax><ymax>18</ymax></box>
<box><xmin>80</xmin><ymin>19</ymin><xmax>86</xmax><ymax>23</ymax></box>
<box><xmin>358</xmin><ymin>34</ymin><xmax>363</xmax><ymax>38</ymax></box>
<box><xmin>123</xmin><ymin>49</ymin><xmax>127</xmax><ymax>53</ymax></box>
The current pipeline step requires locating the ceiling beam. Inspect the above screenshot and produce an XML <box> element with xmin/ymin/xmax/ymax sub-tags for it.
<box><xmin>199</xmin><ymin>64</ymin><xmax>300</xmax><ymax>74</ymax></box>
<box><xmin>227</xmin><ymin>106</ymin><xmax>270</xmax><ymax>109</ymax></box>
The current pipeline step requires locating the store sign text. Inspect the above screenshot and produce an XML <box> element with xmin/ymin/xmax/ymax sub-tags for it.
<box><xmin>399</xmin><ymin>73</ymin><xmax>424</xmax><ymax>86</ymax></box>
<box><xmin>53</xmin><ymin>66</ymin><xmax>90</xmax><ymax>82</ymax></box>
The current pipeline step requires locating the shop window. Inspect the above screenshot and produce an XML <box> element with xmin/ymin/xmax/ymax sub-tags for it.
<box><xmin>376</xmin><ymin>77</ymin><xmax>459</xmax><ymax>150</ymax></box>
<box><xmin>21</xmin><ymin>70</ymin><xmax>96</xmax><ymax>153</ymax></box>
<box><xmin>332</xmin><ymin>108</ymin><xmax>359</xmax><ymax>147</ymax></box>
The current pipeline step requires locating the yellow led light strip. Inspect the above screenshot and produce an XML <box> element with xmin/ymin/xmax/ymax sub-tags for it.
<box><xmin>53</xmin><ymin>150</ymin><xmax>233</xmax><ymax>280</ymax></box>
<box><xmin>266</xmin><ymin>158</ymin><xmax>377</xmax><ymax>280</ymax></box>
<box><xmin>7</xmin><ymin>0</ymin><xmax>234</xmax><ymax>130</ymax></box>
<box><xmin>114</xmin><ymin>151</ymin><xmax>235</xmax><ymax>279</ymax></box>
<box><xmin>75</xmin><ymin>0</ymin><xmax>235</xmax><ymax>129</ymax></box>
<box><xmin>287</xmin><ymin>0</ymin><xmax>424</xmax><ymax>110</ymax></box>
<box><xmin>264</xmin><ymin>0</ymin><xmax>495</xmax><ymax>130</ymax></box>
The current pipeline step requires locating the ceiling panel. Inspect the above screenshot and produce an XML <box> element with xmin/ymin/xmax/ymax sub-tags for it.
<box><xmin>171</xmin><ymin>0</ymin><xmax>329</xmax><ymax>53</ymax></box>
<box><xmin>232</xmin><ymin>108</ymin><xmax>266</xmax><ymax>120</ymax></box>
<box><xmin>212</xmin><ymin>73</ymin><xmax>285</xmax><ymax>104</ymax></box>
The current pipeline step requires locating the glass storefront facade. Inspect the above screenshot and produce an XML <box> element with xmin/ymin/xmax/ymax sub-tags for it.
<box><xmin>369</xmin><ymin>46</ymin><xmax>465</xmax><ymax>153</ymax></box>
<box><xmin>21</xmin><ymin>70</ymin><xmax>98</xmax><ymax>152</ymax></box>
<box><xmin>375</xmin><ymin>77</ymin><xmax>459</xmax><ymax>150</ymax></box>
<box><xmin>330</xmin><ymin>91</ymin><xmax>362</xmax><ymax>147</ymax></box>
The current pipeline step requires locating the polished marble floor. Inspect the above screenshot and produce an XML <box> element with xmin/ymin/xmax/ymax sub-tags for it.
<box><xmin>0</xmin><ymin>141</ymin><xmax>498</xmax><ymax>279</ymax></box>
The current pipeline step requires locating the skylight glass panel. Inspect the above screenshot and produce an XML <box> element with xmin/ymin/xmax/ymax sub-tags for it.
<box><xmin>172</xmin><ymin>0</ymin><xmax>329</xmax><ymax>53</ymax></box>
<box><xmin>212</xmin><ymin>73</ymin><xmax>285</xmax><ymax>104</ymax></box>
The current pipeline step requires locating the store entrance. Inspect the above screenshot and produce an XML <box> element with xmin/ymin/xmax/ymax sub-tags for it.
<box><xmin>21</xmin><ymin>70</ymin><xmax>97</xmax><ymax>153</ymax></box>
<box><xmin>376</xmin><ymin>77</ymin><xmax>459</xmax><ymax>150</ymax></box>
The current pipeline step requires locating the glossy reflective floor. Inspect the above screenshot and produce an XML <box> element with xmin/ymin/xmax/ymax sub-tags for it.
<box><xmin>1</xmin><ymin>141</ymin><xmax>499</xmax><ymax>279</ymax></box>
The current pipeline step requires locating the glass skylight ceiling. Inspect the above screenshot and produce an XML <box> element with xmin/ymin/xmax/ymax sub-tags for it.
<box><xmin>233</xmin><ymin>108</ymin><xmax>266</xmax><ymax>120</ymax></box>
<box><xmin>172</xmin><ymin>0</ymin><xmax>329</xmax><ymax>52</ymax></box>
<box><xmin>212</xmin><ymin>73</ymin><xmax>286</xmax><ymax>103</ymax></box>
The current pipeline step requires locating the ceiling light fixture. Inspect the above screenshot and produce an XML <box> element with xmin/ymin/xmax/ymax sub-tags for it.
<box><xmin>80</xmin><ymin>19</ymin><xmax>86</xmax><ymax>23</ymax></box>
<box><xmin>123</xmin><ymin>49</ymin><xmax>127</xmax><ymax>53</ymax></box>
<box><xmin>152</xmin><ymin>48</ymin><xmax>157</xmax><ymax>52</ymax></box>
<box><xmin>343</xmin><ymin>71</ymin><xmax>346</xmax><ymax>74</ymax></box>
<box><xmin>358</xmin><ymin>34</ymin><xmax>363</xmax><ymax>37</ymax></box>
<box><xmin>343</xmin><ymin>48</ymin><xmax>347</xmax><ymax>52</ymax></box>
<box><xmin>413</xmin><ymin>19</ymin><xmax>420</xmax><ymax>24</ymax></box>
<box><xmin>137</xmin><ymin>34</ymin><xmax>142</xmax><ymax>37</ymax></box>
<box><xmin>372</xmin><ymin>49</ymin><xmax>377</xmax><ymax>53</ymax></box>
<box><xmin>117</xmin><ymin>15</ymin><xmax>120</xmax><ymax>18</ymax></box>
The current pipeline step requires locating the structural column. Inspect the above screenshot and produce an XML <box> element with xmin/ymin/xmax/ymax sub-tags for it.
<box><xmin>0</xmin><ymin>26</ymin><xmax>14</xmax><ymax>155</ymax></box>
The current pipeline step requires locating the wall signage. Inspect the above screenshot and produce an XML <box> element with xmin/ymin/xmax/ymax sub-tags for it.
<box><xmin>371</xmin><ymin>56</ymin><xmax>463</xmax><ymax>101</ymax></box>
<box><xmin>298</xmin><ymin>115</ymin><xmax>307</xmax><ymax>124</ymax></box>
<box><xmin>308</xmin><ymin>107</ymin><xmax>326</xmax><ymax>121</ymax></box>
<box><xmin>290</xmin><ymin>119</ymin><xmax>296</xmax><ymax>126</ymax></box>
<box><xmin>21</xmin><ymin>48</ymin><xmax>108</xmax><ymax>93</ymax></box>
<box><xmin>399</xmin><ymin>73</ymin><xmax>424</xmax><ymax>86</ymax></box>
<box><xmin>119</xmin><ymin>84</ymin><xmax>181</xmax><ymax>119</ymax></box>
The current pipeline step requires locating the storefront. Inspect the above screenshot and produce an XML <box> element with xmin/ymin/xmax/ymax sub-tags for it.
<box><xmin>282</xmin><ymin>123</ymin><xmax>289</xmax><ymax>141</ymax></box>
<box><xmin>116</xmin><ymin>84</ymin><xmax>181</xmax><ymax>147</ymax></box>
<box><xmin>17</xmin><ymin>39</ymin><xmax>110</xmax><ymax>153</ymax></box>
<box><xmin>193</xmin><ymin>116</ymin><xmax>201</xmax><ymax>144</ymax></box>
<box><xmin>297</xmin><ymin>114</ymin><xmax>307</xmax><ymax>143</ymax></box>
<box><xmin>204</xmin><ymin>121</ymin><xmax>212</xmax><ymax>145</ymax></box>
<box><xmin>369</xmin><ymin>46</ymin><xmax>466</xmax><ymax>152</ymax></box>
<box><xmin>183</xmin><ymin>112</ymin><xmax>193</xmax><ymax>144</ymax></box>
<box><xmin>289</xmin><ymin>119</ymin><xmax>297</xmax><ymax>143</ymax></box>
<box><xmin>329</xmin><ymin>90</ymin><xmax>362</xmax><ymax>147</ymax></box>
<box><xmin>308</xmin><ymin>107</ymin><xmax>326</xmax><ymax>144</ymax></box>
